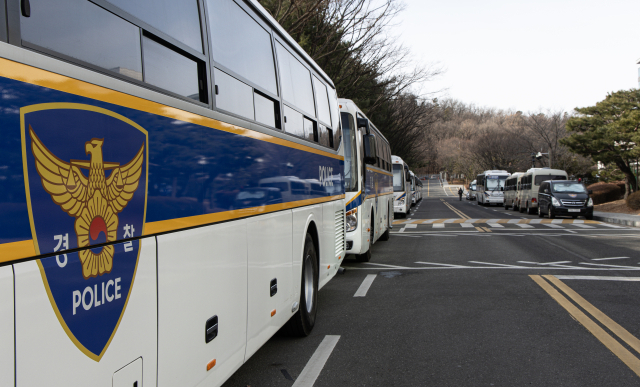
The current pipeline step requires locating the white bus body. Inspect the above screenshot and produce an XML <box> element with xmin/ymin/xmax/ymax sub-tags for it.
<box><xmin>476</xmin><ymin>170</ymin><xmax>511</xmax><ymax>206</ymax></box>
<box><xmin>0</xmin><ymin>0</ymin><xmax>346</xmax><ymax>386</ymax></box>
<box><xmin>392</xmin><ymin>156</ymin><xmax>412</xmax><ymax>217</ymax></box>
<box><xmin>340</xmin><ymin>99</ymin><xmax>393</xmax><ymax>262</ymax></box>
<box><xmin>504</xmin><ymin>172</ymin><xmax>524</xmax><ymax>209</ymax></box>
<box><xmin>517</xmin><ymin>168</ymin><xmax>568</xmax><ymax>214</ymax></box>
<box><xmin>410</xmin><ymin>170</ymin><xmax>417</xmax><ymax>205</ymax></box>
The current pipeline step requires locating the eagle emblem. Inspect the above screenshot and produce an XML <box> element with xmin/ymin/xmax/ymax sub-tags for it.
<box><xmin>29</xmin><ymin>125</ymin><xmax>144</xmax><ymax>279</ymax></box>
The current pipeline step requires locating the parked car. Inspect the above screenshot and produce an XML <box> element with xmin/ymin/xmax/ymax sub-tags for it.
<box><xmin>466</xmin><ymin>184</ymin><xmax>476</xmax><ymax>200</ymax></box>
<box><xmin>537</xmin><ymin>180</ymin><xmax>593</xmax><ymax>220</ymax></box>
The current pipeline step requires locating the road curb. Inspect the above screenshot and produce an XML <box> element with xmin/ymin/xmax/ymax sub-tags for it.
<box><xmin>593</xmin><ymin>215</ymin><xmax>640</xmax><ymax>228</ymax></box>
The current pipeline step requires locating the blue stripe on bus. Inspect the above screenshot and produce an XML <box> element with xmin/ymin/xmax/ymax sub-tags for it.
<box><xmin>0</xmin><ymin>75</ymin><xmax>344</xmax><ymax>246</ymax></box>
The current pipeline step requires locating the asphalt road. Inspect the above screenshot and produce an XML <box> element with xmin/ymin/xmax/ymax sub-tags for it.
<box><xmin>223</xmin><ymin>190</ymin><xmax>640</xmax><ymax>387</ymax></box>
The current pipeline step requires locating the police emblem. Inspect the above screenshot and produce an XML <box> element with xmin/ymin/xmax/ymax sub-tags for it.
<box><xmin>21</xmin><ymin>103</ymin><xmax>148</xmax><ymax>361</ymax></box>
<box><xmin>569</xmin><ymin>194</ymin><xmax>577</xmax><ymax>198</ymax></box>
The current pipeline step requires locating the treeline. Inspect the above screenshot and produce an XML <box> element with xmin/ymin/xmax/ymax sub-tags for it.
<box><xmin>258</xmin><ymin>0</ymin><xmax>441</xmax><ymax>165</ymax></box>
<box><xmin>424</xmin><ymin>100</ymin><xmax>593</xmax><ymax>181</ymax></box>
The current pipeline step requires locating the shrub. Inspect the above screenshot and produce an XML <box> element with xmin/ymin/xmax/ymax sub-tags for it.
<box><xmin>587</xmin><ymin>182</ymin><xmax>624</xmax><ymax>205</ymax></box>
<box><xmin>626</xmin><ymin>191</ymin><xmax>640</xmax><ymax>210</ymax></box>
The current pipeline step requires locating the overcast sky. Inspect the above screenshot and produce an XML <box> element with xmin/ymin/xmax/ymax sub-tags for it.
<box><xmin>394</xmin><ymin>0</ymin><xmax>640</xmax><ymax>113</ymax></box>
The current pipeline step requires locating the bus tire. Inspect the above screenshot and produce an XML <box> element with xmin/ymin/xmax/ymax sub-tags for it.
<box><xmin>283</xmin><ymin>233</ymin><xmax>318</xmax><ymax>337</ymax></box>
<box><xmin>356</xmin><ymin>221</ymin><xmax>375</xmax><ymax>262</ymax></box>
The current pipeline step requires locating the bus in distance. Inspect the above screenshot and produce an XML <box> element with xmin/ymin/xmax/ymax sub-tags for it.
<box><xmin>0</xmin><ymin>0</ymin><xmax>346</xmax><ymax>386</ymax></box>
<box><xmin>476</xmin><ymin>170</ymin><xmax>510</xmax><ymax>206</ymax></box>
<box><xmin>340</xmin><ymin>99</ymin><xmax>393</xmax><ymax>262</ymax></box>
<box><xmin>392</xmin><ymin>156</ymin><xmax>411</xmax><ymax>217</ymax></box>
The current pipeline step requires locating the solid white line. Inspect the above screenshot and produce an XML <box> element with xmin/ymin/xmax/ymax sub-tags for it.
<box><xmin>416</xmin><ymin>261</ymin><xmax>468</xmax><ymax>268</ymax></box>
<box><xmin>579</xmin><ymin>262</ymin><xmax>640</xmax><ymax>270</ymax></box>
<box><xmin>292</xmin><ymin>335</ymin><xmax>341</xmax><ymax>387</ymax></box>
<box><xmin>592</xmin><ymin>257</ymin><xmax>630</xmax><ymax>261</ymax></box>
<box><xmin>468</xmin><ymin>261</ymin><xmax>525</xmax><ymax>268</ymax></box>
<box><xmin>554</xmin><ymin>275</ymin><xmax>640</xmax><ymax>281</ymax></box>
<box><xmin>363</xmin><ymin>262</ymin><xmax>409</xmax><ymax>269</ymax></box>
<box><xmin>519</xmin><ymin>260</ymin><xmax>572</xmax><ymax>266</ymax></box>
<box><xmin>354</xmin><ymin>274</ymin><xmax>377</xmax><ymax>297</ymax></box>
<box><xmin>432</xmin><ymin>224</ymin><xmax>445</xmax><ymax>228</ymax></box>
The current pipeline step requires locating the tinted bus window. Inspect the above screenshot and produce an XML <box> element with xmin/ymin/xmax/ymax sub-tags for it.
<box><xmin>283</xmin><ymin>105</ymin><xmax>305</xmax><ymax>137</ymax></box>
<box><xmin>276</xmin><ymin>42</ymin><xmax>315</xmax><ymax>116</ymax></box>
<box><xmin>143</xmin><ymin>37</ymin><xmax>200</xmax><ymax>100</ymax></box>
<box><xmin>107</xmin><ymin>0</ymin><xmax>203</xmax><ymax>52</ymax></box>
<box><xmin>313</xmin><ymin>76</ymin><xmax>331</xmax><ymax>125</ymax></box>
<box><xmin>208</xmin><ymin>0</ymin><xmax>278</xmax><ymax>95</ymax></box>
<box><xmin>213</xmin><ymin>67</ymin><xmax>254</xmax><ymax>119</ymax></box>
<box><xmin>254</xmin><ymin>92</ymin><xmax>277</xmax><ymax>128</ymax></box>
<box><xmin>21</xmin><ymin>0</ymin><xmax>143</xmax><ymax>81</ymax></box>
<box><xmin>393</xmin><ymin>164</ymin><xmax>404</xmax><ymax>191</ymax></box>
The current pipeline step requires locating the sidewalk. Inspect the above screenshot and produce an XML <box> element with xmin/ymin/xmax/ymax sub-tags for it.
<box><xmin>593</xmin><ymin>211</ymin><xmax>640</xmax><ymax>227</ymax></box>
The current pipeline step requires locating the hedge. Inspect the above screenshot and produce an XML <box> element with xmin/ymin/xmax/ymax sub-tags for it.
<box><xmin>587</xmin><ymin>182</ymin><xmax>624</xmax><ymax>205</ymax></box>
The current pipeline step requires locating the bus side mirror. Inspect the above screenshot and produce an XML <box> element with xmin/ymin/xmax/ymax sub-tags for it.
<box><xmin>357</xmin><ymin>117</ymin><xmax>370</xmax><ymax>133</ymax></box>
<box><xmin>362</xmin><ymin>134</ymin><xmax>377</xmax><ymax>165</ymax></box>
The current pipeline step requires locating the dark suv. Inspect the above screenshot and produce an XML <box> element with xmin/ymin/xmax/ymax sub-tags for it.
<box><xmin>538</xmin><ymin>180</ymin><xmax>593</xmax><ymax>220</ymax></box>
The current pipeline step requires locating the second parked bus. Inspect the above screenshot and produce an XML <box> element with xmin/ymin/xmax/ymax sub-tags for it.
<box><xmin>340</xmin><ymin>99</ymin><xmax>393</xmax><ymax>262</ymax></box>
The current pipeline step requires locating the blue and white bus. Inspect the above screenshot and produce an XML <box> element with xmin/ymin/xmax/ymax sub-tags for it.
<box><xmin>0</xmin><ymin>0</ymin><xmax>346</xmax><ymax>386</ymax></box>
<box><xmin>392</xmin><ymin>155</ymin><xmax>412</xmax><ymax>217</ymax></box>
<box><xmin>340</xmin><ymin>99</ymin><xmax>393</xmax><ymax>262</ymax></box>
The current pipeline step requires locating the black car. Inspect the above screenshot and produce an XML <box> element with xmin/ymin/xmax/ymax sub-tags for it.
<box><xmin>538</xmin><ymin>180</ymin><xmax>593</xmax><ymax>220</ymax></box>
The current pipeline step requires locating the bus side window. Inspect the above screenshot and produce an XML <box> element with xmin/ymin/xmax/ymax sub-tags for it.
<box><xmin>276</xmin><ymin>41</ymin><xmax>316</xmax><ymax>118</ymax></box>
<box><xmin>328</xmin><ymin>88</ymin><xmax>341</xmax><ymax>149</ymax></box>
<box><xmin>318</xmin><ymin>124</ymin><xmax>331</xmax><ymax>147</ymax></box>
<box><xmin>108</xmin><ymin>0</ymin><xmax>203</xmax><ymax>52</ymax></box>
<box><xmin>21</xmin><ymin>0</ymin><xmax>143</xmax><ymax>81</ymax></box>
<box><xmin>208</xmin><ymin>0</ymin><xmax>281</xmax><ymax>127</ymax></box>
<box><xmin>313</xmin><ymin>76</ymin><xmax>331</xmax><ymax>127</ymax></box>
<box><xmin>283</xmin><ymin>105</ymin><xmax>305</xmax><ymax>138</ymax></box>
<box><xmin>142</xmin><ymin>36</ymin><xmax>202</xmax><ymax>101</ymax></box>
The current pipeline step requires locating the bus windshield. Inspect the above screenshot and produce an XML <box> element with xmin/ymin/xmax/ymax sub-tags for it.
<box><xmin>341</xmin><ymin>113</ymin><xmax>358</xmax><ymax>192</ymax></box>
<box><xmin>486</xmin><ymin>176</ymin><xmax>506</xmax><ymax>191</ymax></box>
<box><xmin>393</xmin><ymin>164</ymin><xmax>404</xmax><ymax>191</ymax></box>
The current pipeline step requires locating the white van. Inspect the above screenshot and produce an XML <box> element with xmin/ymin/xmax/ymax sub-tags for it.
<box><xmin>517</xmin><ymin>168</ymin><xmax>568</xmax><ymax>214</ymax></box>
<box><xmin>504</xmin><ymin>172</ymin><xmax>524</xmax><ymax>209</ymax></box>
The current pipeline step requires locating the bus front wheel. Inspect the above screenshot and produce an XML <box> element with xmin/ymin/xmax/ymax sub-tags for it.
<box><xmin>283</xmin><ymin>233</ymin><xmax>318</xmax><ymax>336</ymax></box>
<box><xmin>356</xmin><ymin>219</ymin><xmax>375</xmax><ymax>262</ymax></box>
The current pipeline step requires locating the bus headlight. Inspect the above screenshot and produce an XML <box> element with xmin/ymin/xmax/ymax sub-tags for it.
<box><xmin>552</xmin><ymin>197</ymin><xmax>560</xmax><ymax>206</ymax></box>
<box><xmin>346</xmin><ymin>208</ymin><xmax>358</xmax><ymax>232</ymax></box>
<box><xmin>587</xmin><ymin>198</ymin><xmax>593</xmax><ymax>207</ymax></box>
<box><xmin>397</xmin><ymin>197</ymin><xmax>405</xmax><ymax>205</ymax></box>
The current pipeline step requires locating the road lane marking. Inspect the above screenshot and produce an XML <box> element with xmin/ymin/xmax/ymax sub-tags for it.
<box><xmin>579</xmin><ymin>262</ymin><xmax>640</xmax><ymax>270</ymax></box>
<box><xmin>292</xmin><ymin>335</ymin><xmax>341</xmax><ymax>387</ymax></box>
<box><xmin>475</xmin><ymin>227</ymin><xmax>484</xmax><ymax>232</ymax></box>
<box><xmin>544</xmin><ymin>275</ymin><xmax>640</xmax><ymax>359</ymax></box>
<box><xmin>460</xmin><ymin>223</ymin><xmax>474</xmax><ymax>228</ymax></box>
<box><xmin>354</xmin><ymin>274</ymin><xmax>377</xmax><ymax>297</ymax></box>
<box><xmin>516</xmin><ymin>224</ymin><xmax>535</xmax><ymax>228</ymax></box>
<box><xmin>530</xmin><ymin>275</ymin><xmax>640</xmax><ymax>378</ymax></box>
<box><xmin>519</xmin><ymin>261</ymin><xmax>572</xmax><ymax>266</ymax></box>
<box><xmin>573</xmin><ymin>224</ymin><xmax>595</xmax><ymax>229</ymax></box>
<box><xmin>544</xmin><ymin>224</ymin><xmax>565</xmax><ymax>229</ymax></box>
<box><xmin>487</xmin><ymin>223</ymin><xmax>503</xmax><ymax>228</ymax></box>
<box><xmin>482</xmin><ymin>227</ymin><xmax>492</xmax><ymax>232</ymax></box>
<box><xmin>363</xmin><ymin>262</ymin><xmax>409</xmax><ymax>269</ymax></box>
<box><xmin>469</xmin><ymin>261</ymin><xmax>523</xmax><ymax>268</ymax></box>
<box><xmin>416</xmin><ymin>261</ymin><xmax>468</xmax><ymax>268</ymax></box>
<box><xmin>555</xmin><ymin>275</ymin><xmax>640</xmax><ymax>281</ymax></box>
<box><xmin>592</xmin><ymin>257</ymin><xmax>630</xmax><ymax>261</ymax></box>
<box><xmin>433</xmin><ymin>224</ymin><xmax>445</xmax><ymax>228</ymax></box>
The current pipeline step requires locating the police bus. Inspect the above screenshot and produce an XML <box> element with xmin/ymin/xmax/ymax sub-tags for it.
<box><xmin>0</xmin><ymin>0</ymin><xmax>347</xmax><ymax>386</ymax></box>
<box><xmin>392</xmin><ymin>155</ymin><xmax>412</xmax><ymax>217</ymax></box>
<box><xmin>340</xmin><ymin>99</ymin><xmax>393</xmax><ymax>262</ymax></box>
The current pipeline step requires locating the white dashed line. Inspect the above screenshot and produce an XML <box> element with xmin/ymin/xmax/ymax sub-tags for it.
<box><xmin>592</xmin><ymin>257</ymin><xmax>630</xmax><ymax>261</ymax></box>
<box><xmin>292</xmin><ymin>335</ymin><xmax>341</xmax><ymax>387</ymax></box>
<box><xmin>354</xmin><ymin>274</ymin><xmax>377</xmax><ymax>297</ymax></box>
